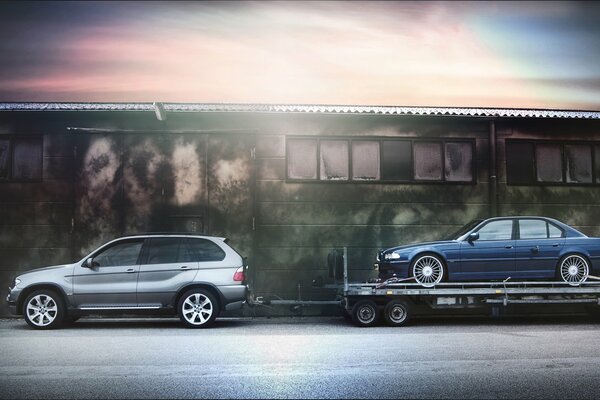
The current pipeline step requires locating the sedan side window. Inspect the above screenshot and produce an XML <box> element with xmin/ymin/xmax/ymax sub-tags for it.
<box><xmin>519</xmin><ymin>219</ymin><xmax>548</xmax><ymax>239</ymax></box>
<box><xmin>93</xmin><ymin>240</ymin><xmax>143</xmax><ymax>267</ymax></box>
<box><xmin>476</xmin><ymin>220</ymin><xmax>513</xmax><ymax>241</ymax></box>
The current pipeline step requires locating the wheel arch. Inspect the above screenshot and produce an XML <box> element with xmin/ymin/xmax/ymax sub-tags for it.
<box><xmin>556</xmin><ymin>251</ymin><xmax>593</xmax><ymax>278</ymax></box>
<box><xmin>173</xmin><ymin>283</ymin><xmax>224</xmax><ymax>311</ymax></box>
<box><xmin>16</xmin><ymin>284</ymin><xmax>68</xmax><ymax>315</ymax></box>
<box><xmin>408</xmin><ymin>250</ymin><xmax>448</xmax><ymax>280</ymax></box>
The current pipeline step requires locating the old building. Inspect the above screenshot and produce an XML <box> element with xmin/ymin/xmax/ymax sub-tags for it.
<box><xmin>1</xmin><ymin>103</ymin><xmax>600</xmax><ymax>316</ymax></box>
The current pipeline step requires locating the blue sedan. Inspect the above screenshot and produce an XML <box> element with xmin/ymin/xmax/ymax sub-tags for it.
<box><xmin>376</xmin><ymin>216</ymin><xmax>600</xmax><ymax>287</ymax></box>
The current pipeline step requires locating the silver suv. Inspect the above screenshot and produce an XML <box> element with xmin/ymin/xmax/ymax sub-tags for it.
<box><xmin>6</xmin><ymin>234</ymin><xmax>247</xmax><ymax>329</ymax></box>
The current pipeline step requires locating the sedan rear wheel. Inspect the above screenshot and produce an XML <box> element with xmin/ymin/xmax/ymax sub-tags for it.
<box><xmin>412</xmin><ymin>254</ymin><xmax>444</xmax><ymax>287</ymax></box>
<box><xmin>559</xmin><ymin>254</ymin><xmax>589</xmax><ymax>286</ymax></box>
<box><xmin>178</xmin><ymin>289</ymin><xmax>219</xmax><ymax>328</ymax></box>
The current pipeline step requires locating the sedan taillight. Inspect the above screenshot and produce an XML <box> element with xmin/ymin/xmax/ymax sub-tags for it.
<box><xmin>233</xmin><ymin>266</ymin><xmax>245</xmax><ymax>282</ymax></box>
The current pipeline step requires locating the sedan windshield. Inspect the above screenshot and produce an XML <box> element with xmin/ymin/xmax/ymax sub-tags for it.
<box><xmin>443</xmin><ymin>219</ymin><xmax>483</xmax><ymax>240</ymax></box>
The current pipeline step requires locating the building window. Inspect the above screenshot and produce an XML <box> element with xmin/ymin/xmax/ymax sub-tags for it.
<box><xmin>506</xmin><ymin>140</ymin><xmax>598</xmax><ymax>185</ymax></box>
<box><xmin>413</xmin><ymin>142</ymin><xmax>443</xmax><ymax>180</ymax></box>
<box><xmin>287</xmin><ymin>136</ymin><xmax>474</xmax><ymax>183</ymax></box>
<box><xmin>381</xmin><ymin>140</ymin><xmax>412</xmax><ymax>181</ymax></box>
<box><xmin>565</xmin><ymin>144</ymin><xmax>592</xmax><ymax>183</ymax></box>
<box><xmin>445</xmin><ymin>142</ymin><xmax>473</xmax><ymax>181</ymax></box>
<box><xmin>352</xmin><ymin>141</ymin><xmax>380</xmax><ymax>180</ymax></box>
<box><xmin>0</xmin><ymin>137</ymin><xmax>43</xmax><ymax>181</ymax></box>
<box><xmin>287</xmin><ymin>138</ymin><xmax>317</xmax><ymax>180</ymax></box>
<box><xmin>320</xmin><ymin>140</ymin><xmax>348</xmax><ymax>180</ymax></box>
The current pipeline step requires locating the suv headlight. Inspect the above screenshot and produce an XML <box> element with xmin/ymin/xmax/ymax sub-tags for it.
<box><xmin>384</xmin><ymin>252</ymin><xmax>401</xmax><ymax>260</ymax></box>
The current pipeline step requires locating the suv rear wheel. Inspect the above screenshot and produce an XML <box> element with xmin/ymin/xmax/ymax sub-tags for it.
<box><xmin>178</xmin><ymin>289</ymin><xmax>219</xmax><ymax>328</ymax></box>
<box><xmin>23</xmin><ymin>289</ymin><xmax>64</xmax><ymax>329</ymax></box>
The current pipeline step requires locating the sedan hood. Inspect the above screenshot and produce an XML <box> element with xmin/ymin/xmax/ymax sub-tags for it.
<box><xmin>384</xmin><ymin>240</ymin><xmax>458</xmax><ymax>253</ymax></box>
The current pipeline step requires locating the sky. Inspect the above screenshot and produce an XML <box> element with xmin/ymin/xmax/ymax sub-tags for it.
<box><xmin>0</xmin><ymin>1</ymin><xmax>599</xmax><ymax>110</ymax></box>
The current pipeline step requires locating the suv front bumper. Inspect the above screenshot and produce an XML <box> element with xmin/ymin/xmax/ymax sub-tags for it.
<box><xmin>6</xmin><ymin>288</ymin><xmax>17</xmax><ymax>315</ymax></box>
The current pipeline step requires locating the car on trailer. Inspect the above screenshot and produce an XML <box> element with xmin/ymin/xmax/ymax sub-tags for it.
<box><xmin>376</xmin><ymin>216</ymin><xmax>600</xmax><ymax>287</ymax></box>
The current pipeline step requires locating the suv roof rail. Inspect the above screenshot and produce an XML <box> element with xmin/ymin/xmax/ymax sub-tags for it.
<box><xmin>123</xmin><ymin>232</ymin><xmax>213</xmax><ymax>237</ymax></box>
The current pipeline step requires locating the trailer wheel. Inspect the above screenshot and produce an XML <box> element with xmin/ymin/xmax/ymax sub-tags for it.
<box><xmin>351</xmin><ymin>300</ymin><xmax>380</xmax><ymax>327</ymax></box>
<box><xmin>383</xmin><ymin>299</ymin><xmax>412</xmax><ymax>327</ymax></box>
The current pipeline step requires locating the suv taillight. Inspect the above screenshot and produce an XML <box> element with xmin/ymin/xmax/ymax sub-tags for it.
<box><xmin>233</xmin><ymin>266</ymin><xmax>245</xmax><ymax>282</ymax></box>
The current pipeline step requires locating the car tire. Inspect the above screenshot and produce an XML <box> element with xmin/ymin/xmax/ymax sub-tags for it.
<box><xmin>558</xmin><ymin>254</ymin><xmax>589</xmax><ymax>286</ymax></box>
<box><xmin>178</xmin><ymin>289</ymin><xmax>219</xmax><ymax>328</ymax></box>
<box><xmin>22</xmin><ymin>289</ymin><xmax>65</xmax><ymax>329</ymax></box>
<box><xmin>411</xmin><ymin>254</ymin><xmax>445</xmax><ymax>287</ymax></box>
<box><xmin>351</xmin><ymin>300</ymin><xmax>380</xmax><ymax>327</ymax></box>
<box><xmin>383</xmin><ymin>299</ymin><xmax>412</xmax><ymax>327</ymax></box>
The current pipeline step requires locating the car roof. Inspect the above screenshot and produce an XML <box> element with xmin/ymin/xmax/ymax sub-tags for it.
<box><xmin>116</xmin><ymin>233</ymin><xmax>226</xmax><ymax>241</ymax></box>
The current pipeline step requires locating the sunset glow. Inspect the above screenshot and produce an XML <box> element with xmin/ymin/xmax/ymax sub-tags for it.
<box><xmin>0</xmin><ymin>1</ymin><xmax>599</xmax><ymax>109</ymax></box>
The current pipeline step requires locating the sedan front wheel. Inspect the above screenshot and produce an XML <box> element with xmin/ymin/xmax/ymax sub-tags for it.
<box><xmin>412</xmin><ymin>254</ymin><xmax>445</xmax><ymax>287</ymax></box>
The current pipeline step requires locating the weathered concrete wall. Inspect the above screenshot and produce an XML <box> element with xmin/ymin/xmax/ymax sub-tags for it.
<box><xmin>1</xmin><ymin>110</ymin><xmax>600</xmax><ymax>316</ymax></box>
<box><xmin>496</xmin><ymin>119</ymin><xmax>600</xmax><ymax>237</ymax></box>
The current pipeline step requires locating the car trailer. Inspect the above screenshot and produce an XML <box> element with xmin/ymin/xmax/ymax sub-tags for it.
<box><xmin>344</xmin><ymin>279</ymin><xmax>600</xmax><ymax>327</ymax></box>
<box><xmin>250</xmin><ymin>248</ymin><xmax>600</xmax><ymax>327</ymax></box>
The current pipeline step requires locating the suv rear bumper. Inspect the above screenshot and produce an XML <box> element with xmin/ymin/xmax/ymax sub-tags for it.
<box><xmin>218</xmin><ymin>284</ymin><xmax>246</xmax><ymax>310</ymax></box>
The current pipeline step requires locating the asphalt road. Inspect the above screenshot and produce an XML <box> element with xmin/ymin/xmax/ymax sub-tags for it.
<box><xmin>1</xmin><ymin>315</ymin><xmax>600</xmax><ymax>399</ymax></box>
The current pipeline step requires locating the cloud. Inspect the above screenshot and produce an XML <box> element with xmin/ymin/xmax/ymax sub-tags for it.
<box><xmin>0</xmin><ymin>1</ymin><xmax>598</xmax><ymax>109</ymax></box>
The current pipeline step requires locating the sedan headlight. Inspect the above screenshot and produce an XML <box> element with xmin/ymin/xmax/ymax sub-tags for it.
<box><xmin>14</xmin><ymin>278</ymin><xmax>21</xmax><ymax>287</ymax></box>
<box><xmin>384</xmin><ymin>252</ymin><xmax>401</xmax><ymax>260</ymax></box>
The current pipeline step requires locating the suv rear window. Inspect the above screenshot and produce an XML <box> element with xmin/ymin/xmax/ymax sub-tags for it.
<box><xmin>187</xmin><ymin>238</ymin><xmax>226</xmax><ymax>262</ymax></box>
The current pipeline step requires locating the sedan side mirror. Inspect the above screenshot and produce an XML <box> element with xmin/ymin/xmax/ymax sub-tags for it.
<box><xmin>468</xmin><ymin>232</ymin><xmax>480</xmax><ymax>242</ymax></box>
<box><xmin>85</xmin><ymin>258</ymin><xmax>97</xmax><ymax>268</ymax></box>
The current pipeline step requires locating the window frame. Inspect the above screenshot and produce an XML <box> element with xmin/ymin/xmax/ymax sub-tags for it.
<box><xmin>474</xmin><ymin>218</ymin><xmax>516</xmax><ymax>241</ymax></box>
<box><xmin>506</xmin><ymin>139</ymin><xmax>598</xmax><ymax>187</ymax></box>
<box><xmin>0</xmin><ymin>135</ymin><xmax>44</xmax><ymax>183</ymax></box>
<box><xmin>90</xmin><ymin>238</ymin><xmax>145</xmax><ymax>267</ymax></box>
<box><xmin>285</xmin><ymin>135</ymin><xmax>476</xmax><ymax>185</ymax></box>
<box><xmin>516</xmin><ymin>218</ymin><xmax>565</xmax><ymax>240</ymax></box>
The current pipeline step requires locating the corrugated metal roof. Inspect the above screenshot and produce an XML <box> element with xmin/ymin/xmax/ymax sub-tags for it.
<box><xmin>0</xmin><ymin>102</ymin><xmax>599</xmax><ymax>119</ymax></box>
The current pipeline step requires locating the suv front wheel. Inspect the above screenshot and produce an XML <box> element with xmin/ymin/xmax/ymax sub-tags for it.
<box><xmin>178</xmin><ymin>289</ymin><xmax>219</xmax><ymax>328</ymax></box>
<box><xmin>23</xmin><ymin>289</ymin><xmax>64</xmax><ymax>329</ymax></box>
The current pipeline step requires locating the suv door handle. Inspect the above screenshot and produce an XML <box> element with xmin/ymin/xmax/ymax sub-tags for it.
<box><xmin>531</xmin><ymin>245</ymin><xmax>539</xmax><ymax>253</ymax></box>
<box><xmin>505</xmin><ymin>245</ymin><xmax>513</xmax><ymax>249</ymax></box>
<box><xmin>126</xmin><ymin>268</ymin><xmax>136</xmax><ymax>273</ymax></box>
<box><xmin>552</xmin><ymin>243</ymin><xmax>559</xmax><ymax>247</ymax></box>
<box><xmin>180</xmin><ymin>266</ymin><xmax>190</xmax><ymax>270</ymax></box>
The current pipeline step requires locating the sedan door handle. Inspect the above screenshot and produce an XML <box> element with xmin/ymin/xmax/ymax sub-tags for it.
<box><xmin>552</xmin><ymin>243</ymin><xmax>559</xmax><ymax>247</ymax></box>
<box><xmin>126</xmin><ymin>268</ymin><xmax>136</xmax><ymax>273</ymax></box>
<box><xmin>531</xmin><ymin>246</ymin><xmax>539</xmax><ymax>253</ymax></box>
<box><xmin>180</xmin><ymin>266</ymin><xmax>190</xmax><ymax>270</ymax></box>
<box><xmin>504</xmin><ymin>245</ymin><xmax>513</xmax><ymax>249</ymax></box>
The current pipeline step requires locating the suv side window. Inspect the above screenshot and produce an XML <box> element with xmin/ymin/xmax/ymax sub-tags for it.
<box><xmin>187</xmin><ymin>238</ymin><xmax>226</xmax><ymax>262</ymax></box>
<box><xmin>93</xmin><ymin>240</ymin><xmax>143</xmax><ymax>267</ymax></box>
<box><xmin>145</xmin><ymin>238</ymin><xmax>194</xmax><ymax>264</ymax></box>
<box><xmin>476</xmin><ymin>220</ymin><xmax>513</xmax><ymax>241</ymax></box>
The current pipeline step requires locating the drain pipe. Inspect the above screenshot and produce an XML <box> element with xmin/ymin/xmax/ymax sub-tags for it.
<box><xmin>489</xmin><ymin>120</ymin><xmax>498</xmax><ymax>217</ymax></box>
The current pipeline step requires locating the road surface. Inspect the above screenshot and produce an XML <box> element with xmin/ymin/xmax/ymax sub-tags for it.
<box><xmin>1</xmin><ymin>315</ymin><xmax>599</xmax><ymax>399</ymax></box>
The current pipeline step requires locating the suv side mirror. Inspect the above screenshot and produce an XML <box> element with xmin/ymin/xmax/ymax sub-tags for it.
<box><xmin>85</xmin><ymin>258</ymin><xmax>97</xmax><ymax>268</ymax></box>
<box><xmin>467</xmin><ymin>232</ymin><xmax>480</xmax><ymax>242</ymax></box>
